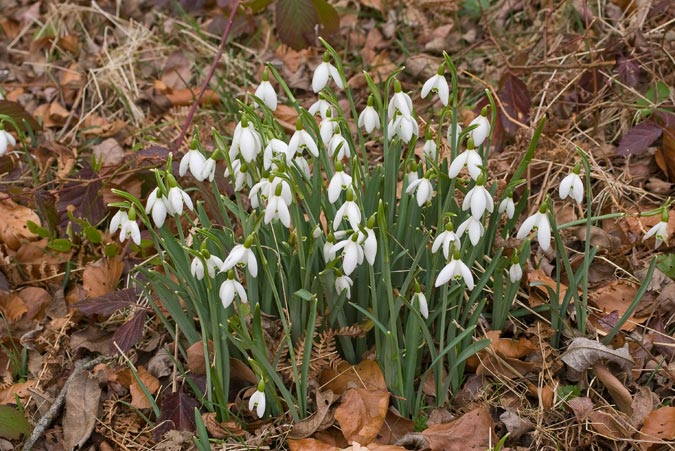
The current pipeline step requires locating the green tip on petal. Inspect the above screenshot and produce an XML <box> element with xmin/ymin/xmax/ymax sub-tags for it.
<box><xmin>467</xmin><ymin>137</ymin><xmax>475</xmax><ymax>150</ymax></box>
<box><xmin>244</xmin><ymin>234</ymin><xmax>255</xmax><ymax>248</ymax></box>
<box><xmin>510</xmin><ymin>251</ymin><xmax>519</xmax><ymax>264</ymax></box>
<box><xmin>274</xmin><ymin>183</ymin><xmax>283</xmax><ymax>196</ymax></box>
<box><xmin>452</xmin><ymin>246</ymin><xmax>461</xmax><ymax>260</ymax></box>
<box><xmin>128</xmin><ymin>207</ymin><xmax>137</xmax><ymax>220</ymax></box>
<box><xmin>335</xmin><ymin>160</ymin><xmax>344</xmax><ymax>172</ymax></box>
<box><xmin>573</xmin><ymin>161</ymin><xmax>581</xmax><ymax>175</ymax></box>
<box><xmin>346</xmin><ymin>189</ymin><xmax>355</xmax><ymax>202</ymax></box>
<box><xmin>241</xmin><ymin>116</ymin><xmax>249</xmax><ymax>128</ymax></box>
<box><xmin>445</xmin><ymin>221</ymin><xmax>454</xmax><ymax>232</ymax></box>
<box><xmin>166</xmin><ymin>173</ymin><xmax>178</xmax><ymax>188</ymax></box>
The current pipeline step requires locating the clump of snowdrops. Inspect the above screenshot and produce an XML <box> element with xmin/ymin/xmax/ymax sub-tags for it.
<box><xmin>109</xmin><ymin>40</ymin><xmax>663</xmax><ymax>423</ymax></box>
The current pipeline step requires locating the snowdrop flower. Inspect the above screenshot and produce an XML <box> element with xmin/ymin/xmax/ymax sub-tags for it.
<box><xmin>309</xmin><ymin>99</ymin><xmax>336</xmax><ymax>120</ymax></box>
<box><xmin>254</xmin><ymin>69</ymin><xmax>277</xmax><ymax>111</ymax></box>
<box><xmin>468</xmin><ymin>107</ymin><xmax>490</xmax><ymax>147</ymax></box>
<box><xmin>643</xmin><ymin>210</ymin><xmax>669</xmax><ymax>249</ymax></box>
<box><xmin>221</xmin><ymin>236</ymin><xmax>258</xmax><ymax>277</ymax></box>
<box><xmin>435</xmin><ymin>249</ymin><xmax>474</xmax><ymax>290</ymax></box>
<box><xmin>293</xmin><ymin>156</ymin><xmax>311</xmax><ymax>179</ymax></box>
<box><xmin>387</xmin><ymin>113</ymin><xmax>419</xmax><ymax>143</ymax></box>
<box><xmin>200</xmin><ymin>155</ymin><xmax>216</xmax><ymax>182</ymax></box>
<box><xmin>219</xmin><ymin>271</ymin><xmax>247</xmax><ymax>309</ymax></box>
<box><xmin>145</xmin><ymin>187</ymin><xmax>169</xmax><ymax>228</ymax></box>
<box><xmin>498</xmin><ymin>196</ymin><xmax>515</xmax><ymax>219</ymax></box>
<box><xmin>335</xmin><ymin>272</ymin><xmax>353</xmax><ymax>298</ymax></box>
<box><xmin>320</xmin><ymin>113</ymin><xmax>339</xmax><ymax>145</ymax></box>
<box><xmin>509</xmin><ymin>255</ymin><xmax>523</xmax><ymax>283</ymax></box>
<box><xmin>191</xmin><ymin>252</ymin><xmax>224</xmax><ymax>280</ymax></box>
<box><xmin>432</xmin><ymin>223</ymin><xmax>460</xmax><ymax>259</ymax></box>
<box><xmin>109</xmin><ymin>209</ymin><xmax>141</xmax><ymax>246</ymax></box>
<box><xmin>358</xmin><ymin>96</ymin><xmax>380</xmax><ymax>134</ymax></box>
<box><xmin>407</xmin><ymin>161</ymin><xmax>420</xmax><ymax>185</ymax></box>
<box><xmin>229</xmin><ymin>117</ymin><xmax>262</xmax><ymax>163</ymax></box>
<box><xmin>224</xmin><ymin>159</ymin><xmax>252</xmax><ymax>191</ymax></box>
<box><xmin>462</xmin><ymin>178</ymin><xmax>493</xmax><ymax>219</ymax></box>
<box><xmin>264</xmin><ymin>188</ymin><xmax>292</xmax><ymax>228</ymax></box>
<box><xmin>457</xmin><ymin>216</ymin><xmax>484</xmax><ymax>246</ymax></box>
<box><xmin>331</xmin><ymin>233</ymin><xmax>364</xmax><ymax>275</ymax></box>
<box><xmin>559</xmin><ymin>164</ymin><xmax>584</xmax><ymax>204</ymax></box>
<box><xmin>249</xmin><ymin>382</ymin><xmax>266</xmax><ymax>418</ymax></box>
<box><xmin>388</xmin><ymin>80</ymin><xmax>413</xmax><ymax>119</ymax></box>
<box><xmin>446</xmin><ymin>123</ymin><xmax>462</xmax><ymax>149</ymax></box>
<box><xmin>448</xmin><ymin>142</ymin><xmax>482</xmax><ymax>180</ymax></box>
<box><xmin>516</xmin><ymin>205</ymin><xmax>552</xmax><ymax>252</ymax></box>
<box><xmin>165</xmin><ymin>184</ymin><xmax>194</xmax><ymax>216</ymax></box>
<box><xmin>421</xmin><ymin>65</ymin><xmax>449</xmax><ymax>106</ymax></box>
<box><xmin>328</xmin><ymin>162</ymin><xmax>352</xmax><ymax>203</ymax></box>
<box><xmin>328</xmin><ymin>132</ymin><xmax>351</xmax><ymax>160</ymax></box>
<box><xmin>0</xmin><ymin>124</ymin><xmax>16</xmax><ymax>157</ymax></box>
<box><xmin>323</xmin><ymin>231</ymin><xmax>347</xmax><ymax>262</ymax></box>
<box><xmin>423</xmin><ymin>138</ymin><xmax>437</xmax><ymax>161</ymax></box>
<box><xmin>412</xmin><ymin>289</ymin><xmax>429</xmax><ymax>319</ymax></box>
<box><xmin>288</xmin><ymin>118</ymin><xmax>319</xmax><ymax>158</ymax></box>
<box><xmin>406</xmin><ymin>173</ymin><xmax>434</xmax><ymax>207</ymax></box>
<box><xmin>333</xmin><ymin>189</ymin><xmax>361</xmax><ymax>230</ymax></box>
<box><xmin>312</xmin><ymin>53</ymin><xmax>344</xmax><ymax>92</ymax></box>
<box><xmin>179</xmin><ymin>147</ymin><xmax>208</xmax><ymax>180</ymax></box>
<box><xmin>362</xmin><ymin>218</ymin><xmax>377</xmax><ymax>266</ymax></box>
<box><xmin>263</xmin><ymin>138</ymin><xmax>290</xmax><ymax>170</ymax></box>
<box><xmin>249</xmin><ymin>177</ymin><xmax>273</xmax><ymax>209</ymax></box>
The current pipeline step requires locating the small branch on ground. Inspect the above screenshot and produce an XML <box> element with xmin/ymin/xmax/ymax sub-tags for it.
<box><xmin>172</xmin><ymin>0</ymin><xmax>241</xmax><ymax>153</ymax></box>
<box><xmin>22</xmin><ymin>355</ymin><xmax>108</xmax><ymax>451</ymax></box>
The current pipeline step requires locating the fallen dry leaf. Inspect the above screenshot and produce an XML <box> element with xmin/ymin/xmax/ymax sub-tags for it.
<box><xmin>288</xmin><ymin>438</ymin><xmax>340</xmax><ymax>451</ymax></box>
<box><xmin>639</xmin><ymin>407</ymin><xmax>675</xmax><ymax>450</ymax></box>
<box><xmin>0</xmin><ymin>199</ymin><xmax>40</xmax><ymax>251</ymax></box>
<box><xmin>0</xmin><ymin>380</ymin><xmax>37</xmax><ymax>405</ymax></box>
<box><xmin>566</xmin><ymin>396</ymin><xmax>594</xmax><ymax>422</ymax></box>
<box><xmin>92</xmin><ymin>137</ymin><xmax>125</xmax><ymax>168</ymax></box>
<box><xmin>129</xmin><ymin>366</ymin><xmax>161</xmax><ymax>410</ymax></box>
<box><xmin>82</xmin><ymin>256</ymin><xmax>124</xmax><ymax>298</ymax></box>
<box><xmin>587</xmin><ymin>408</ymin><xmax>633</xmax><ymax>440</ymax></box>
<box><xmin>290</xmin><ymin>390</ymin><xmax>338</xmax><ymax>439</ymax></box>
<box><xmin>33</xmin><ymin>102</ymin><xmax>71</xmax><ymax>128</ymax></box>
<box><xmin>593</xmin><ymin>363</ymin><xmax>633</xmax><ymax>415</ymax></box>
<box><xmin>319</xmin><ymin>359</ymin><xmax>387</xmax><ymax>395</ymax></box>
<box><xmin>561</xmin><ymin>337</ymin><xmax>633</xmax><ymax>381</ymax></box>
<box><xmin>63</xmin><ymin>371</ymin><xmax>102</xmax><ymax>449</ymax></box>
<box><xmin>334</xmin><ymin>388</ymin><xmax>389</xmax><ymax>445</ymax></box>
<box><xmin>421</xmin><ymin>406</ymin><xmax>496</xmax><ymax>451</ymax></box>
<box><xmin>374</xmin><ymin>408</ymin><xmax>415</xmax><ymax>445</ymax></box>
<box><xmin>202</xmin><ymin>412</ymin><xmax>246</xmax><ymax>439</ymax></box>
<box><xmin>589</xmin><ymin>280</ymin><xmax>646</xmax><ymax>333</ymax></box>
<box><xmin>500</xmin><ymin>409</ymin><xmax>534</xmax><ymax>440</ymax></box>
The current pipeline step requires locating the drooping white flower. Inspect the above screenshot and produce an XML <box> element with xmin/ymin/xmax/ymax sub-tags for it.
<box><xmin>498</xmin><ymin>196</ymin><xmax>515</xmax><ymax>219</ymax></box>
<box><xmin>323</xmin><ymin>231</ymin><xmax>347</xmax><ymax>262</ymax></box>
<box><xmin>110</xmin><ymin>210</ymin><xmax>141</xmax><ymax>246</ymax></box>
<box><xmin>229</xmin><ymin>118</ymin><xmax>262</xmax><ymax>163</ymax></box>
<box><xmin>312</xmin><ymin>55</ymin><xmax>343</xmax><ymax>92</ymax></box>
<box><xmin>462</xmin><ymin>182</ymin><xmax>494</xmax><ymax>219</ymax></box>
<box><xmin>456</xmin><ymin>216</ymin><xmax>484</xmax><ymax>246</ymax></box>
<box><xmin>644</xmin><ymin>220</ymin><xmax>669</xmax><ymax>249</ymax></box>
<box><xmin>358</xmin><ymin>98</ymin><xmax>380</xmax><ymax>134</ymax></box>
<box><xmin>145</xmin><ymin>187</ymin><xmax>169</xmax><ymax>228</ymax></box>
<box><xmin>406</xmin><ymin>175</ymin><xmax>434</xmax><ymax>207</ymax></box>
<box><xmin>328</xmin><ymin>132</ymin><xmax>351</xmax><ymax>160</ymax></box>
<box><xmin>320</xmin><ymin>116</ymin><xmax>339</xmax><ymax>145</ymax></box>
<box><xmin>264</xmin><ymin>192</ymin><xmax>292</xmax><ymax>228</ymax></box>
<box><xmin>423</xmin><ymin>138</ymin><xmax>437</xmax><ymax>161</ymax></box>
<box><xmin>387</xmin><ymin>114</ymin><xmax>419</xmax><ymax>143</ymax></box>
<box><xmin>448</xmin><ymin>147</ymin><xmax>482</xmax><ymax>180</ymax></box>
<box><xmin>288</xmin><ymin>120</ymin><xmax>319</xmax><ymax>158</ymax></box>
<box><xmin>413</xmin><ymin>290</ymin><xmax>429</xmax><ymax>319</ymax></box>
<box><xmin>221</xmin><ymin>240</ymin><xmax>258</xmax><ymax>277</ymax></box>
<box><xmin>248</xmin><ymin>388</ymin><xmax>266</xmax><ymax>418</ymax></box>
<box><xmin>335</xmin><ymin>273</ymin><xmax>353</xmax><ymax>298</ymax></box>
<box><xmin>179</xmin><ymin>148</ymin><xmax>207</xmax><ymax>181</ymax></box>
<box><xmin>263</xmin><ymin>138</ymin><xmax>290</xmax><ymax>170</ymax></box>
<box><xmin>219</xmin><ymin>273</ymin><xmax>248</xmax><ymax>309</ymax></box>
<box><xmin>435</xmin><ymin>254</ymin><xmax>474</xmax><ymax>290</ymax></box>
<box><xmin>516</xmin><ymin>208</ymin><xmax>552</xmax><ymax>252</ymax></box>
<box><xmin>362</xmin><ymin>227</ymin><xmax>377</xmax><ymax>266</ymax></box>
<box><xmin>191</xmin><ymin>254</ymin><xmax>224</xmax><ymax>280</ymax></box>
<box><xmin>293</xmin><ymin>156</ymin><xmax>311</xmax><ymax>179</ymax></box>
<box><xmin>308</xmin><ymin>99</ymin><xmax>336</xmax><ymax>120</ymax></box>
<box><xmin>559</xmin><ymin>169</ymin><xmax>584</xmax><ymax>204</ymax></box>
<box><xmin>421</xmin><ymin>66</ymin><xmax>449</xmax><ymax>106</ymax></box>
<box><xmin>333</xmin><ymin>197</ymin><xmax>362</xmax><ymax>230</ymax></box>
<box><xmin>330</xmin><ymin>233</ymin><xmax>364</xmax><ymax>276</ymax></box>
<box><xmin>200</xmin><ymin>157</ymin><xmax>216</xmax><ymax>182</ymax></box>
<box><xmin>0</xmin><ymin>126</ymin><xmax>16</xmax><ymax>157</ymax></box>
<box><xmin>254</xmin><ymin>70</ymin><xmax>277</xmax><ymax>111</ymax></box>
<box><xmin>468</xmin><ymin>109</ymin><xmax>490</xmax><ymax>147</ymax></box>
<box><xmin>165</xmin><ymin>186</ymin><xmax>194</xmax><ymax>216</ymax></box>
<box><xmin>432</xmin><ymin>226</ymin><xmax>460</xmax><ymax>259</ymax></box>
<box><xmin>388</xmin><ymin>81</ymin><xmax>413</xmax><ymax>119</ymax></box>
<box><xmin>224</xmin><ymin>159</ymin><xmax>252</xmax><ymax>191</ymax></box>
<box><xmin>328</xmin><ymin>165</ymin><xmax>352</xmax><ymax>204</ymax></box>
<box><xmin>509</xmin><ymin>262</ymin><xmax>523</xmax><ymax>283</ymax></box>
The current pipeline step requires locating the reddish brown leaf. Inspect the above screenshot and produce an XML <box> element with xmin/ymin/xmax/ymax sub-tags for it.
<box><xmin>498</xmin><ymin>72</ymin><xmax>530</xmax><ymax>135</ymax></box>
<box><xmin>112</xmin><ymin>310</ymin><xmax>148</xmax><ymax>353</ymax></box>
<box><xmin>616</xmin><ymin>121</ymin><xmax>662</xmax><ymax>156</ymax></box>
<box><xmin>0</xmin><ymin>100</ymin><xmax>42</xmax><ymax>134</ymax></box>
<box><xmin>334</xmin><ymin>388</ymin><xmax>389</xmax><ymax>445</ymax></box>
<box><xmin>421</xmin><ymin>406</ymin><xmax>496</xmax><ymax>451</ymax></box>
<box><xmin>75</xmin><ymin>287</ymin><xmax>138</xmax><ymax>316</ymax></box>
<box><xmin>154</xmin><ymin>391</ymin><xmax>200</xmax><ymax>441</ymax></box>
<box><xmin>276</xmin><ymin>0</ymin><xmax>339</xmax><ymax>50</ymax></box>
<box><xmin>57</xmin><ymin>168</ymin><xmax>106</xmax><ymax>230</ymax></box>
<box><xmin>639</xmin><ymin>407</ymin><xmax>675</xmax><ymax>449</ymax></box>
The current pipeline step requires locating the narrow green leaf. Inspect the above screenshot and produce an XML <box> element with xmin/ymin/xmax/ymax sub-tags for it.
<box><xmin>48</xmin><ymin>238</ymin><xmax>72</xmax><ymax>252</ymax></box>
<box><xmin>0</xmin><ymin>405</ymin><xmax>32</xmax><ymax>440</ymax></box>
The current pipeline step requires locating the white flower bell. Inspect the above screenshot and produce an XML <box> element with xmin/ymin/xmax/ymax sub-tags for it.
<box><xmin>559</xmin><ymin>163</ymin><xmax>584</xmax><ymax>204</ymax></box>
<box><xmin>432</xmin><ymin>223</ymin><xmax>460</xmax><ymax>259</ymax></box>
<box><xmin>421</xmin><ymin>65</ymin><xmax>449</xmax><ymax>106</ymax></box>
<box><xmin>219</xmin><ymin>271</ymin><xmax>248</xmax><ymax>309</ymax></box>
<box><xmin>448</xmin><ymin>141</ymin><xmax>482</xmax><ymax>180</ymax></box>
<box><xmin>229</xmin><ymin>117</ymin><xmax>262</xmax><ymax>163</ymax></box>
<box><xmin>288</xmin><ymin>118</ymin><xmax>319</xmax><ymax>158</ymax></box>
<box><xmin>516</xmin><ymin>205</ymin><xmax>552</xmax><ymax>252</ymax></box>
<box><xmin>406</xmin><ymin>173</ymin><xmax>434</xmax><ymax>207</ymax></box>
<box><xmin>333</xmin><ymin>189</ymin><xmax>362</xmax><ymax>230</ymax></box>
<box><xmin>0</xmin><ymin>124</ymin><xmax>16</xmax><ymax>157</ymax></box>
<box><xmin>462</xmin><ymin>177</ymin><xmax>493</xmax><ymax>219</ymax></box>
<box><xmin>110</xmin><ymin>209</ymin><xmax>141</xmax><ymax>246</ymax></box>
<box><xmin>643</xmin><ymin>209</ymin><xmax>669</xmax><ymax>249</ymax></box>
<box><xmin>358</xmin><ymin>96</ymin><xmax>380</xmax><ymax>134</ymax></box>
<box><xmin>249</xmin><ymin>382</ymin><xmax>266</xmax><ymax>418</ymax></box>
<box><xmin>456</xmin><ymin>216</ymin><xmax>484</xmax><ymax>246</ymax></box>
<box><xmin>468</xmin><ymin>107</ymin><xmax>491</xmax><ymax>147</ymax></box>
<box><xmin>388</xmin><ymin>80</ymin><xmax>413</xmax><ymax>119</ymax></box>
<box><xmin>498</xmin><ymin>196</ymin><xmax>515</xmax><ymax>219</ymax></box>
<box><xmin>254</xmin><ymin>69</ymin><xmax>277</xmax><ymax>111</ymax></box>
<box><xmin>312</xmin><ymin>54</ymin><xmax>344</xmax><ymax>92</ymax></box>
<box><xmin>328</xmin><ymin>162</ymin><xmax>352</xmax><ymax>204</ymax></box>
<box><xmin>330</xmin><ymin>233</ymin><xmax>364</xmax><ymax>276</ymax></box>
<box><xmin>221</xmin><ymin>237</ymin><xmax>258</xmax><ymax>277</ymax></box>
<box><xmin>435</xmin><ymin>248</ymin><xmax>474</xmax><ymax>290</ymax></box>
<box><xmin>334</xmin><ymin>272</ymin><xmax>353</xmax><ymax>298</ymax></box>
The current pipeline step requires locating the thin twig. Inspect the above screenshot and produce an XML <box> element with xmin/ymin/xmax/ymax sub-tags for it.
<box><xmin>22</xmin><ymin>355</ymin><xmax>107</xmax><ymax>451</ymax></box>
<box><xmin>172</xmin><ymin>1</ymin><xmax>241</xmax><ymax>152</ymax></box>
